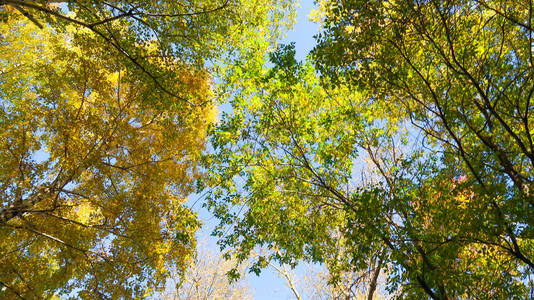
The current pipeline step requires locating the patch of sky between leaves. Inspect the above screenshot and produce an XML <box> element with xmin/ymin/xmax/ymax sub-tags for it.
<box><xmin>183</xmin><ymin>2</ymin><xmax>323</xmax><ymax>299</ymax></box>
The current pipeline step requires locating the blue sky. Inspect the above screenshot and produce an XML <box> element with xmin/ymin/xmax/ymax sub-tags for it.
<box><xmin>248</xmin><ymin>2</ymin><xmax>320</xmax><ymax>299</ymax></box>
<box><xmin>190</xmin><ymin>1</ymin><xmax>321</xmax><ymax>299</ymax></box>
<box><xmin>285</xmin><ymin>1</ymin><xmax>320</xmax><ymax>61</ymax></box>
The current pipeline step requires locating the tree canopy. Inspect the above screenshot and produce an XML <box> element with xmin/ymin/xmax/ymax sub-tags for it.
<box><xmin>0</xmin><ymin>0</ymin><xmax>294</xmax><ymax>108</ymax></box>
<box><xmin>311</xmin><ymin>0</ymin><xmax>534</xmax><ymax>296</ymax></box>
<box><xmin>0</xmin><ymin>17</ymin><xmax>214</xmax><ymax>298</ymax></box>
<box><xmin>202</xmin><ymin>0</ymin><xmax>534</xmax><ymax>298</ymax></box>
<box><xmin>2</xmin><ymin>0</ymin><xmax>534</xmax><ymax>298</ymax></box>
<box><xmin>0</xmin><ymin>1</ymin><xmax>294</xmax><ymax>298</ymax></box>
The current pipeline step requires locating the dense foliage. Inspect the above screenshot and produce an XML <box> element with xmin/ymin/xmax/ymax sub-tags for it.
<box><xmin>0</xmin><ymin>0</ymin><xmax>293</xmax><ymax>108</ymax></box>
<box><xmin>2</xmin><ymin>0</ymin><xmax>533</xmax><ymax>298</ymax></box>
<box><xmin>312</xmin><ymin>0</ymin><xmax>534</xmax><ymax>297</ymax></box>
<box><xmin>0</xmin><ymin>17</ymin><xmax>212</xmax><ymax>298</ymax></box>
<box><xmin>203</xmin><ymin>0</ymin><xmax>534</xmax><ymax>299</ymax></box>
<box><xmin>0</xmin><ymin>1</ymin><xmax>294</xmax><ymax>298</ymax></box>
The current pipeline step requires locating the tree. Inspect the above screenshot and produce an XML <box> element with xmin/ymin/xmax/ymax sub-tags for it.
<box><xmin>0</xmin><ymin>0</ymin><xmax>296</xmax><ymax>297</ymax></box>
<box><xmin>162</xmin><ymin>239</ymin><xmax>252</xmax><ymax>300</ymax></box>
<box><xmin>0</xmin><ymin>17</ymin><xmax>215</xmax><ymax>298</ymax></box>
<box><xmin>312</xmin><ymin>0</ymin><xmax>534</xmax><ymax>297</ymax></box>
<box><xmin>202</xmin><ymin>41</ymin><xmax>534</xmax><ymax>299</ymax></box>
<box><xmin>0</xmin><ymin>0</ymin><xmax>295</xmax><ymax>108</ymax></box>
<box><xmin>203</xmin><ymin>44</ymin><xmax>399</xmax><ymax>297</ymax></box>
<box><xmin>270</xmin><ymin>254</ymin><xmax>387</xmax><ymax>300</ymax></box>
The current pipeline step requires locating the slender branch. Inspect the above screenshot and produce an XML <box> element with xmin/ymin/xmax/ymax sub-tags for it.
<box><xmin>268</xmin><ymin>261</ymin><xmax>302</xmax><ymax>300</ymax></box>
<box><xmin>128</xmin><ymin>1</ymin><xmax>229</xmax><ymax>18</ymax></box>
<box><xmin>2</xmin><ymin>0</ymin><xmax>194</xmax><ymax>106</ymax></box>
<box><xmin>12</xmin><ymin>3</ymin><xmax>42</xmax><ymax>28</ymax></box>
<box><xmin>367</xmin><ymin>257</ymin><xmax>381</xmax><ymax>300</ymax></box>
<box><xmin>0</xmin><ymin>280</ymin><xmax>25</xmax><ymax>300</ymax></box>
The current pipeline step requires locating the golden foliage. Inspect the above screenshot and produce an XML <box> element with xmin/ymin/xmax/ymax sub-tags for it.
<box><xmin>0</xmin><ymin>16</ymin><xmax>215</xmax><ymax>298</ymax></box>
